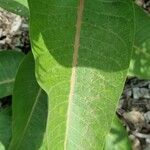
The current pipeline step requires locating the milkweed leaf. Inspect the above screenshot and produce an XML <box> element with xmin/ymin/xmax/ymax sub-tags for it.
<box><xmin>0</xmin><ymin>0</ymin><xmax>29</xmax><ymax>17</ymax></box>
<box><xmin>28</xmin><ymin>0</ymin><xmax>135</xmax><ymax>149</ymax></box>
<box><xmin>128</xmin><ymin>5</ymin><xmax>150</xmax><ymax>79</ymax></box>
<box><xmin>105</xmin><ymin>116</ymin><xmax>132</xmax><ymax>150</ymax></box>
<box><xmin>0</xmin><ymin>107</ymin><xmax>11</xmax><ymax>150</ymax></box>
<box><xmin>0</xmin><ymin>50</ymin><xmax>24</xmax><ymax>99</ymax></box>
<box><xmin>9</xmin><ymin>52</ymin><xmax>48</xmax><ymax>150</ymax></box>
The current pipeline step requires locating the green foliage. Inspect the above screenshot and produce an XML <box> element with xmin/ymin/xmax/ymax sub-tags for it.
<box><xmin>28</xmin><ymin>0</ymin><xmax>134</xmax><ymax>149</ymax></box>
<box><xmin>128</xmin><ymin>5</ymin><xmax>150</xmax><ymax>79</ymax></box>
<box><xmin>0</xmin><ymin>108</ymin><xmax>11</xmax><ymax>150</ymax></box>
<box><xmin>0</xmin><ymin>0</ymin><xmax>149</xmax><ymax>79</ymax></box>
<box><xmin>0</xmin><ymin>50</ymin><xmax>24</xmax><ymax>99</ymax></box>
<box><xmin>0</xmin><ymin>0</ymin><xmax>29</xmax><ymax>17</ymax></box>
<box><xmin>9</xmin><ymin>52</ymin><xmax>48</xmax><ymax>150</ymax></box>
<box><xmin>105</xmin><ymin>116</ymin><xmax>132</xmax><ymax>150</ymax></box>
<box><xmin>0</xmin><ymin>0</ymin><xmax>149</xmax><ymax>149</ymax></box>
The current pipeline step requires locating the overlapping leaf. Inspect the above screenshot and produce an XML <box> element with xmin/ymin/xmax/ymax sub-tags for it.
<box><xmin>28</xmin><ymin>0</ymin><xmax>134</xmax><ymax>149</ymax></box>
<box><xmin>0</xmin><ymin>50</ymin><xmax>24</xmax><ymax>99</ymax></box>
<box><xmin>0</xmin><ymin>107</ymin><xmax>11</xmax><ymax>150</ymax></box>
<box><xmin>0</xmin><ymin>0</ymin><xmax>29</xmax><ymax>17</ymax></box>
<box><xmin>9</xmin><ymin>52</ymin><xmax>48</xmax><ymax>150</ymax></box>
<box><xmin>105</xmin><ymin>116</ymin><xmax>132</xmax><ymax>150</ymax></box>
<box><xmin>128</xmin><ymin>5</ymin><xmax>150</xmax><ymax>79</ymax></box>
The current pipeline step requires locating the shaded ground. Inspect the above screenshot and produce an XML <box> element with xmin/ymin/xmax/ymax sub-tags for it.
<box><xmin>0</xmin><ymin>1</ymin><xmax>150</xmax><ymax>149</ymax></box>
<box><xmin>0</xmin><ymin>9</ymin><xmax>30</xmax><ymax>53</ymax></box>
<box><xmin>118</xmin><ymin>78</ymin><xmax>150</xmax><ymax>150</ymax></box>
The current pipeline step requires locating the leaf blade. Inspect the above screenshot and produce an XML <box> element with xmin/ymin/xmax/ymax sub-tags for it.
<box><xmin>0</xmin><ymin>0</ymin><xmax>29</xmax><ymax>17</ymax></box>
<box><xmin>0</xmin><ymin>50</ymin><xmax>24</xmax><ymax>99</ymax></box>
<box><xmin>0</xmin><ymin>107</ymin><xmax>11</xmax><ymax>150</ymax></box>
<box><xmin>128</xmin><ymin>5</ymin><xmax>150</xmax><ymax>79</ymax></box>
<box><xmin>105</xmin><ymin>116</ymin><xmax>132</xmax><ymax>150</ymax></box>
<box><xmin>9</xmin><ymin>52</ymin><xmax>48</xmax><ymax>150</ymax></box>
<box><xmin>28</xmin><ymin>0</ymin><xmax>134</xmax><ymax>149</ymax></box>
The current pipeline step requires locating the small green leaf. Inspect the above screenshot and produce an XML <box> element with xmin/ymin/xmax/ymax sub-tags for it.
<box><xmin>0</xmin><ymin>0</ymin><xmax>29</xmax><ymax>17</ymax></box>
<box><xmin>105</xmin><ymin>116</ymin><xmax>132</xmax><ymax>150</ymax></box>
<box><xmin>28</xmin><ymin>0</ymin><xmax>134</xmax><ymax>149</ymax></box>
<box><xmin>0</xmin><ymin>50</ymin><xmax>24</xmax><ymax>99</ymax></box>
<box><xmin>128</xmin><ymin>5</ymin><xmax>150</xmax><ymax>79</ymax></box>
<box><xmin>9</xmin><ymin>52</ymin><xmax>48</xmax><ymax>150</ymax></box>
<box><xmin>0</xmin><ymin>107</ymin><xmax>11</xmax><ymax>150</ymax></box>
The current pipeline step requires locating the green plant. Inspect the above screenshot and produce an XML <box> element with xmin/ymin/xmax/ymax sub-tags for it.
<box><xmin>0</xmin><ymin>51</ymin><xmax>24</xmax><ymax>98</ymax></box>
<box><xmin>0</xmin><ymin>0</ymin><xmax>149</xmax><ymax>149</ymax></box>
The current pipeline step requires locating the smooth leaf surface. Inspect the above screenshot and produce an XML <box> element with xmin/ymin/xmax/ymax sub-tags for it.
<box><xmin>128</xmin><ymin>5</ymin><xmax>150</xmax><ymax>79</ymax></box>
<box><xmin>105</xmin><ymin>116</ymin><xmax>132</xmax><ymax>150</ymax></box>
<box><xmin>0</xmin><ymin>0</ymin><xmax>29</xmax><ymax>17</ymax></box>
<box><xmin>0</xmin><ymin>107</ymin><xmax>11</xmax><ymax>150</ymax></box>
<box><xmin>28</xmin><ymin>0</ymin><xmax>134</xmax><ymax>149</ymax></box>
<box><xmin>0</xmin><ymin>50</ymin><xmax>24</xmax><ymax>99</ymax></box>
<box><xmin>9</xmin><ymin>52</ymin><xmax>48</xmax><ymax>150</ymax></box>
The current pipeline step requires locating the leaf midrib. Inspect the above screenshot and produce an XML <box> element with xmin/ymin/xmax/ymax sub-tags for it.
<box><xmin>64</xmin><ymin>0</ymin><xmax>84</xmax><ymax>149</ymax></box>
<box><xmin>0</xmin><ymin>78</ymin><xmax>15</xmax><ymax>86</ymax></box>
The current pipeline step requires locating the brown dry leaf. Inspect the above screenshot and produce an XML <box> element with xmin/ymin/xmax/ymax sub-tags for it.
<box><xmin>123</xmin><ymin>110</ymin><xmax>145</xmax><ymax>129</ymax></box>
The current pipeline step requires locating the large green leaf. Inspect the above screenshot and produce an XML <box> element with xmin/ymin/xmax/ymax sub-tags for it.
<box><xmin>0</xmin><ymin>107</ymin><xmax>11</xmax><ymax>150</ymax></box>
<box><xmin>0</xmin><ymin>50</ymin><xmax>24</xmax><ymax>99</ymax></box>
<box><xmin>105</xmin><ymin>116</ymin><xmax>132</xmax><ymax>150</ymax></box>
<box><xmin>28</xmin><ymin>0</ymin><xmax>134</xmax><ymax>149</ymax></box>
<box><xmin>8</xmin><ymin>52</ymin><xmax>48</xmax><ymax>150</ymax></box>
<box><xmin>128</xmin><ymin>5</ymin><xmax>150</xmax><ymax>79</ymax></box>
<box><xmin>0</xmin><ymin>0</ymin><xmax>29</xmax><ymax>17</ymax></box>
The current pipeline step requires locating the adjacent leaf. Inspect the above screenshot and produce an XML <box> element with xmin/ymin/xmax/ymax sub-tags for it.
<box><xmin>8</xmin><ymin>52</ymin><xmax>48</xmax><ymax>150</ymax></box>
<box><xmin>0</xmin><ymin>0</ymin><xmax>29</xmax><ymax>17</ymax></box>
<box><xmin>28</xmin><ymin>0</ymin><xmax>134</xmax><ymax>149</ymax></box>
<box><xmin>105</xmin><ymin>116</ymin><xmax>132</xmax><ymax>150</ymax></box>
<box><xmin>0</xmin><ymin>50</ymin><xmax>24</xmax><ymax>99</ymax></box>
<box><xmin>128</xmin><ymin>5</ymin><xmax>150</xmax><ymax>79</ymax></box>
<box><xmin>0</xmin><ymin>107</ymin><xmax>11</xmax><ymax>150</ymax></box>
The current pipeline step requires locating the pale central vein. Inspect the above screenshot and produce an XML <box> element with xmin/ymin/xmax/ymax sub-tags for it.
<box><xmin>64</xmin><ymin>0</ymin><xmax>84</xmax><ymax>149</ymax></box>
<box><xmin>0</xmin><ymin>78</ymin><xmax>15</xmax><ymax>85</ymax></box>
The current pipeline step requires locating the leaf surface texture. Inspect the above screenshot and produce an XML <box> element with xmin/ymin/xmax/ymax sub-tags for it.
<box><xmin>0</xmin><ymin>51</ymin><xmax>24</xmax><ymax>98</ymax></box>
<box><xmin>9</xmin><ymin>52</ymin><xmax>48</xmax><ymax>150</ymax></box>
<box><xmin>28</xmin><ymin>0</ymin><xmax>134</xmax><ymax>149</ymax></box>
